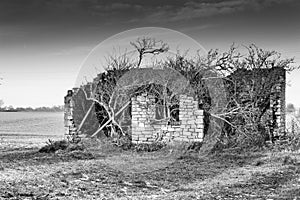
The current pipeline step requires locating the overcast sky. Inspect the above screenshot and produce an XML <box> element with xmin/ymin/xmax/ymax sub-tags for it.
<box><xmin>0</xmin><ymin>0</ymin><xmax>300</xmax><ymax>108</ymax></box>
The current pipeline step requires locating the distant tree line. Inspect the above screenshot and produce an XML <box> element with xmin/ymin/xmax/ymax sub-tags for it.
<box><xmin>0</xmin><ymin>104</ymin><xmax>64</xmax><ymax>112</ymax></box>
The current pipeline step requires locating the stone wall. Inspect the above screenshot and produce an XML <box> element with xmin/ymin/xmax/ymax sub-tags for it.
<box><xmin>269</xmin><ymin>70</ymin><xmax>286</xmax><ymax>136</ymax></box>
<box><xmin>131</xmin><ymin>93</ymin><xmax>204</xmax><ymax>143</ymax></box>
<box><xmin>279</xmin><ymin>71</ymin><xmax>286</xmax><ymax>134</ymax></box>
<box><xmin>64</xmin><ymin>90</ymin><xmax>77</xmax><ymax>137</ymax></box>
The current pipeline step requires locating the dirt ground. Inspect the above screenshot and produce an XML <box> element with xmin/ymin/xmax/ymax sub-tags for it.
<box><xmin>0</xmin><ymin>140</ymin><xmax>300</xmax><ymax>200</ymax></box>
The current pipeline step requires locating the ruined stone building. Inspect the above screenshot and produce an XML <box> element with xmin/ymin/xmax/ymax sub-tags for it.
<box><xmin>64</xmin><ymin>67</ymin><xmax>286</xmax><ymax>143</ymax></box>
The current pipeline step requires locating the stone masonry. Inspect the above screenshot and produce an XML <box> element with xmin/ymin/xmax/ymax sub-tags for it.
<box><xmin>64</xmin><ymin>90</ymin><xmax>77</xmax><ymax>138</ymax></box>
<box><xmin>269</xmin><ymin>74</ymin><xmax>286</xmax><ymax>136</ymax></box>
<box><xmin>131</xmin><ymin>93</ymin><xmax>204</xmax><ymax>143</ymax></box>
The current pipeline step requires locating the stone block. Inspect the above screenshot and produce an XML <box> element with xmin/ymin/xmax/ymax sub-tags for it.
<box><xmin>196</xmin><ymin>124</ymin><xmax>204</xmax><ymax>129</ymax></box>
<box><xmin>67</xmin><ymin>121</ymin><xmax>73</xmax><ymax>126</ymax></box>
<box><xmin>173</xmin><ymin>134</ymin><xmax>181</xmax><ymax>138</ymax></box>
<box><xmin>133</xmin><ymin>129</ymin><xmax>143</xmax><ymax>133</ymax></box>
<box><xmin>152</xmin><ymin>125</ymin><xmax>161</xmax><ymax>130</ymax></box>
<box><xmin>187</xmin><ymin>120</ymin><xmax>195</xmax><ymax>125</ymax></box>
<box><xmin>196</xmin><ymin>116</ymin><xmax>203</xmax><ymax>120</ymax></box>
<box><xmin>167</xmin><ymin>127</ymin><xmax>175</xmax><ymax>131</ymax></box>
<box><xmin>182</xmin><ymin>131</ymin><xmax>191</xmax><ymax>136</ymax></box>
<box><xmin>180</xmin><ymin>125</ymin><xmax>187</xmax><ymax>129</ymax></box>
<box><xmin>137</xmin><ymin>96</ymin><xmax>146</xmax><ymax>101</ymax></box>
<box><xmin>179</xmin><ymin>109</ymin><xmax>188</xmax><ymax>113</ymax></box>
<box><xmin>191</xmin><ymin>132</ymin><xmax>198</xmax><ymax>136</ymax></box>
<box><xmin>147</xmin><ymin>138</ymin><xmax>155</xmax><ymax>142</ymax></box>
<box><xmin>193</xmin><ymin>138</ymin><xmax>203</xmax><ymax>142</ymax></box>
<box><xmin>165</xmin><ymin>132</ymin><xmax>172</xmax><ymax>137</ymax></box>
<box><xmin>188</xmin><ymin>128</ymin><xmax>195</xmax><ymax>132</ymax></box>
<box><xmin>180</xmin><ymin>117</ymin><xmax>189</xmax><ymax>121</ymax></box>
<box><xmin>194</xmin><ymin>110</ymin><xmax>204</xmax><ymax>115</ymax></box>
<box><xmin>174</xmin><ymin>128</ymin><xmax>181</xmax><ymax>132</ymax></box>
<box><xmin>182</xmin><ymin>127</ymin><xmax>190</xmax><ymax>131</ymax></box>
<box><xmin>142</xmin><ymin>131</ymin><xmax>152</xmax><ymax>135</ymax></box>
<box><xmin>195</xmin><ymin>128</ymin><xmax>203</xmax><ymax>132</ymax></box>
<box><xmin>173</xmin><ymin>137</ymin><xmax>182</xmax><ymax>141</ymax></box>
<box><xmin>132</xmin><ymin>135</ymin><xmax>139</xmax><ymax>140</ymax></box>
<box><xmin>181</xmin><ymin>138</ymin><xmax>190</xmax><ymax>142</ymax></box>
<box><xmin>161</xmin><ymin>126</ymin><xmax>168</xmax><ymax>131</ymax></box>
<box><xmin>136</xmin><ymin>126</ymin><xmax>147</xmax><ymax>131</ymax></box>
<box><xmin>143</xmin><ymin>126</ymin><xmax>153</xmax><ymax>131</ymax></box>
<box><xmin>190</xmin><ymin>125</ymin><xmax>196</xmax><ymax>129</ymax></box>
<box><xmin>138</xmin><ymin>137</ymin><xmax>147</xmax><ymax>141</ymax></box>
<box><xmin>195</xmin><ymin>119</ymin><xmax>203</xmax><ymax>123</ymax></box>
<box><xmin>131</xmin><ymin>124</ymin><xmax>139</xmax><ymax>128</ymax></box>
<box><xmin>198</xmin><ymin>132</ymin><xmax>204</xmax><ymax>139</ymax></box>
<box><xmin>138</xmin><ymin>123</ymin><xmax>145</xmax><ymax>128</ymax></box>
<box><xmin>131</xmin><ymin>114</ymin><xmax>140</xmax><ymax>118</ymax></box>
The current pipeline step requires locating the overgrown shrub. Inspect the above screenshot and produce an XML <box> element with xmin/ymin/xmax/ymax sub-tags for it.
<box><xmin>282</xmin><ymin>155</ymin><xmax>298</xmax><ymax>165</ymax></box>
<box><xmin>112</xmin><ymin>136</ymin><xmax>132</xmax><ymax>150</ymax></box>
<box><xmin>133</xmin><ymin>142</ymin><xmax>166</xmax><ymax>152</ymax></box>
<box><xmin>272</xmin><ymin>132</ymin><xmax>300</xmax><ymax>152</ymax></box>
<box><xmin>80</xmin><ymin>137</ymin><xmax>122</xmax><ymax>155</ymax></box>
<box><xmin>39</xmin><ymin>140</ymin><xmax>69</xmax><ymax>153</ymax></box>
<box><xmin>286</xmin><ymin>133</ymin><xmax>300</xmax><ymax>151</ymax></box>
<box><xmin>39</xmin><ymin>139</ymin><xmax>87</xmax><ymax>154</ymax></box>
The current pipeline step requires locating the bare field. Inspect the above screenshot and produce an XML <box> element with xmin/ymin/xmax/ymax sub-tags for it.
<box><xmin>0</xmin><ymin>141</ymin><xmax>300</xmax><ymax>200</ymax></box>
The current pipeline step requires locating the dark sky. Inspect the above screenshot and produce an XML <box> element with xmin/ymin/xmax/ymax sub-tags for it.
<box><xmin>0</xmin><ymin>0</ymin><xmax>300</xmax><ymax>107</ymax></box>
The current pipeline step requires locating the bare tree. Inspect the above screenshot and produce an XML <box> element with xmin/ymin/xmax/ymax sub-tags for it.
<box><xmin>130</xmin><ymin>37</ymin><xmax>169</xmax><ymax>67</ymax></box>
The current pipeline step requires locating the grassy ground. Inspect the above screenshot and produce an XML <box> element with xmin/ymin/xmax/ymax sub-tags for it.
<box><xmin>0</xmin><ymin>135</ymin><xmax>64</xmax><ymax>152</ymax></box>
<box><xmin>0</xmin><ymin>139</ymin><xmax>300</xmax><ymax>200</ymax></box>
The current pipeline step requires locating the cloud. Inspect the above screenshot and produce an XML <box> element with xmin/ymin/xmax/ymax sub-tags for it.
<box><xmin>91</xmin><ymin>2</ymin><xmax>142</xmax><ymax>13</ymax></box>
<box><xmin>0</xmin><ymin>0</ymin><xmax>144</xmax><ymax>24</ymax></box>
<box><xmin>179</xmin><ymin>24</ymin><xmax>219</xmax><ymax>32</ymax></box>
<box><xmin>0</xmin><ymin>0</ymin><xmax>297</xmax><ymax>28</ymax></box>
<box><xmin>144</xmin><ymin>0</ymin><xmax>298</xmax><ymax>22</ymax></box>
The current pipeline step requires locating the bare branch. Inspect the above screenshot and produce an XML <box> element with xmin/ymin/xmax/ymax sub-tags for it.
<box><xmin>130</xmin><ymin>37</ymin><xmax>169</xmax><ymax>67</ymax></box>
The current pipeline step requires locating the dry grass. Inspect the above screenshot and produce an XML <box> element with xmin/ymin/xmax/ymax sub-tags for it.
<box><xmin>0</xmin><ymin>139</ymin><xmax>300</xmax><ymax>199</ymax></box>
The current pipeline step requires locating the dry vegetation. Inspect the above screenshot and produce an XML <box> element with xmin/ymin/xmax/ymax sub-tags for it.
<box><xmin>0</xmin><ymin>139</ymin><xmax>300</xmax><ymax>200</ymax></box>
